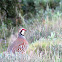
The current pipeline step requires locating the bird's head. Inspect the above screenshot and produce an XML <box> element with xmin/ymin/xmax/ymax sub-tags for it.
<box><xmin>18</xmin><ymin>28</ymin><xmax>26</xmax><ymax>36</ymax></box>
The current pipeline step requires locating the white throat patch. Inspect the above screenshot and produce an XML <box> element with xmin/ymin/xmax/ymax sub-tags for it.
<box><xmin>21</xmin><ymin>30</ymin><xmax>25</xmax><ymax>35</ymax></box>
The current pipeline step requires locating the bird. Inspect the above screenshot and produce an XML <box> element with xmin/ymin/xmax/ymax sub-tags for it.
<box><xmin>7</xmin><ymin>28</ymin><xmax>28</xmax><ymax>54</ymax></box>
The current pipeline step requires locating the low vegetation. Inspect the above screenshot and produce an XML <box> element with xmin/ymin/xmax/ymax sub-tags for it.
<box><xmin>0</xmin><ymin>0</ymin><xmax>62</xmax><ymax>62</ymax></box>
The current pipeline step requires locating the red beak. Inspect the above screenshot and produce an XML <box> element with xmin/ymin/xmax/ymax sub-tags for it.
<box><xmin>22</xmin><ymin>28</ymin><xmax>26</xmax><ymax>31</ymax></box>
<box><xmin>18</xmin><ymin>28</ymin><xmax>27</xmax><ymax>33</ymax></box>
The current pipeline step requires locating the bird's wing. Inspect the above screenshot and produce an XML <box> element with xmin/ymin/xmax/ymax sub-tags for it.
<box><xmin>7</xmin><ymin>38</ymin><xmax>24</xmax><ymax>52</ymax></box>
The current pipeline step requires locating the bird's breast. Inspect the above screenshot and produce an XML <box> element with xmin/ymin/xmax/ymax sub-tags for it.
<box><xmin>17</xmin><ymin>42</ymin><xmax>28</xmax><ymax>53</ymax></box>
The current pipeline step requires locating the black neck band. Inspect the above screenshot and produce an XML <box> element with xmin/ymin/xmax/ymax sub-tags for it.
<box><xmin>21</xmin><ymin>34</ymin><xmax>24</xmax><ymax>36</ymax></box>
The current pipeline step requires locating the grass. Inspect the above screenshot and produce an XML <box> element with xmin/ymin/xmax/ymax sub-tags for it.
<box><xmin>0</xmin><ymin>5</ymin><xmax>62</xmax><ymax>62</ymax></box>
<box><xmin>0</xmin><ymin>38</ymin><xmax>62</xmax><ymax>62</ymax></box>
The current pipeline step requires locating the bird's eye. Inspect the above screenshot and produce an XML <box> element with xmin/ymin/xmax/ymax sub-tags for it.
<box><xmin>20</xmin><ymin>30</ymin><xmax>22</xmax><ymax>34</ymax></box>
